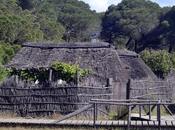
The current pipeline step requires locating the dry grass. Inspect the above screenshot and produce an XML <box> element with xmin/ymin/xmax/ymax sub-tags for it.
<box><xmin>0</xmin><ymin>112</ymin><xmax>20</xmax><ymax>119</ymax></box>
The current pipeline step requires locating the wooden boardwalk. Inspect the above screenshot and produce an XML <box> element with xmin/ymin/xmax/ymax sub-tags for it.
<box><xmin>0</xmin><ymin>118</ymin><xmax>174</xmax><ymax>128</ymax></box>
<box><xmin>0</xmin><ymin>99</ymin><xmax>174</xmax><ymax>129</ymax></box>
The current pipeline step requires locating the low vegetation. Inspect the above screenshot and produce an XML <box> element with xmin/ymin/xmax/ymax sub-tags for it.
<box><xmin>51</xmin><ymin>61</ymin><xmax>90</xmax><ymax>82</ymax></box>
<box><xmin>10</xmin><ymin>62</ymin><xmax>90</xmax><ymax>83</ymax></box>
<box><xmin>141</xmin><ymin>50</ymin><xmax>175</xmax><ymax>78</ymax></box>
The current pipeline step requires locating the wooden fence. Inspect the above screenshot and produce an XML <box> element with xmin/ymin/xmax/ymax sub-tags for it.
<box><xmin>0</xmin><ymin>81</ymin><xmax>112</xmax><ymax>116</ymax></box>
<box><xmin>128</xmin><ymin>79</ymin><xmax>175</xmax><ymax>101</ymax></box>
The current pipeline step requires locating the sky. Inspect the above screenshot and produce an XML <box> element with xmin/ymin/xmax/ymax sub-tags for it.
<box><xmin>80</xmin><ymin>0</ymin><xmax>175</xmax><ymax>12</ymax></box>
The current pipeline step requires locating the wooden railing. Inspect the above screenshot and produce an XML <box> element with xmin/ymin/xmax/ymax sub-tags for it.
<box><xmin>89</xmin><ymin>99</ymin><xmax>175</xmax><ymax>130</ymax></box>
<box><xmin>56</xmin><ymin>99</ymin><xmax>175</xmax><ymax>130</ymax></box>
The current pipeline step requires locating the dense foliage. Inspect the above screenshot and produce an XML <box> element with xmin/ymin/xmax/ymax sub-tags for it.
<box><xmin>141</xmin><ymin>50</ymin><xmax>175</xmax><ymax>78</ymax></box>
<box><xmin>0</xmin><ymin>42</ymin><xmax>20</xmax><ymax>81</ymax></box>
<box><xmin>51</xmin><ymin>61</ymin><xmax>90</xmax><ymax>82</ymax></box>
<box><xmin>101</xmin><ymin>0</ymin><xmax>162</xmax><ymax>51</ymax></box>
<box><xmin>18</xmin><ymin>0</ymin><xmax>101</xmax><ymax>42</ymax></box>
<box><xmin>10</xmin><ymin>62</ymin><xmax>90</xmax><ymax>83</ymax></box>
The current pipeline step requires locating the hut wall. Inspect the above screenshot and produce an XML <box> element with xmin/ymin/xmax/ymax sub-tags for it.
<box><xmin>0</xmin><ymin>78</ymin><xmax>112</xmax><ymax>117</ymax></box>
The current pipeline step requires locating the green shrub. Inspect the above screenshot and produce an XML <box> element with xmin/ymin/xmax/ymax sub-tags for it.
<box><xmin>51</xmin><ymin>61</ymin><xmax>90</xmax><ymax>82</ymax></box>
<box><xmin>9</xmin><ymin>62</ymin><xmax>90</xmax><ymax>83</ymax></box>
<box><xmin>141</xmin><ymin>50</ymin><xmax>173</xmax><ymax>78</ymax></box>
<box><xmin>0</xmin><ymin>65</ymin><xmax>11</xmax><ymax>82</ymax></box>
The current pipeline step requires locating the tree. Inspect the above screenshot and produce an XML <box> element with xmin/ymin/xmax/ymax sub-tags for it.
<box><xmin>0</xmin><ymin>42</ymin><xmax>20</xmax><ymax>82</ymax></box>
<box><xmin>33</xmin><ymin>0</ymin><xmax>101</xmax><ymax>42</ymax></box>
<box><xmin>101</xmin><ymin>0</ymin><xmax>162</xmax><ymax>52</ymax></box>
<box><xmin>0</xmin><ymin>0</ymin><xmax>44</xmax><ymax>43</ymax></box>
<box><xmin>37</xmin><ymin>15</ymin><xmax>65</xmax><ymax>41</ymax></box>
<box><xmin>141</xmin><ymin>50</ymin><xmax>172</xmax><ymax>78</ymax></box>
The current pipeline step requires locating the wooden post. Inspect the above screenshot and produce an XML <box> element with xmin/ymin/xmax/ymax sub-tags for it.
<box><xmin>127</xmin><ymin>105</ymin><xmax>131</xmax><ymax>130</ymax></box>
<box><xmin>95</xmin><ymin>103</ymin><xmax>98</xmax><ymax>122</ymax></box>
<box><xmin>49</xmin><ymin>69</ymin><xmax>53</xmax><ymax>81</ymax></box>
<box><xmin>15</xmin><ymin>75</ymin><xmax>19</xmax><ymax>84</ymax></box>
<box><xmin>149</xmin><ymin>104</ymin><xmax>151</xmax><ymax>120</ymax></box>
<box><xmin>106</xmin><ymin>78</ymin><xmax>113</xmax><ymax>87</ymax></box>
<box><xmin>157</xmin><ymin>101</ymin><xmax>161</xmax><ymax>130</ymax></box>
<box><xmin>139</xmin><ymin>105</ymin><xmax>142</xmax><ymax>118</ymax></box>
<box><xmin>126</xmin><ymin>79</ymin><xmax>131</xmax><ymax>99</ymax></box>
<box><xmin>76</xmin><ymin>69</ymin><xmax>79</xmax><ymax>87</ymax></box>
<box><xmin>93</xmin><ymin>103</ymin><xmax>96</xmax><ymax>126</ymax></box>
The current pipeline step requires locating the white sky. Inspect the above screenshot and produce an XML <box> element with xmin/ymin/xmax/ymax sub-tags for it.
<box><xmin>80</xmin><ymin>0</ymin><xmax>175</xmax><ymax>12</ymax></box>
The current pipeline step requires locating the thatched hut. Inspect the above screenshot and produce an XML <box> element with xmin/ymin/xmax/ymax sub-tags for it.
<box><xmin>2</xmin><ymin>42</ymin><xmax>157</xmax><ymax>116</ymax></box>
<box><xmin>7</xmin><ymin>42</ymin><xmax>156</xmax><ymax>85</ymax></box>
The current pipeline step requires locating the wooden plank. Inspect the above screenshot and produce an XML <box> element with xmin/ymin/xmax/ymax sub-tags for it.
<box><xmin>95</xmin><ymin>121</ymin><xmax>101</xmax><ymax>125</ymax></box>
<box><xmin>161</xmin><ymin>121</ymin><xmax>166</xmax><ymax>127</ymax></box>
<box><xmin>148</xmin><ymin>121</ymin><xmax>154</xmax><ymax>126</ymax></box>
<box><xmin>55</xmin><ymin>104</ymin><xmax>92</xmax><ymax>123</ymax></box>
<box><xmin>83</xmin><ymin>120</ymin><xmax>90</xmax><ymax>125</ymax></box>
<box><xmin>131</xmin><ymin>121</ymin><xmax>136</xmax><ymax>126</ymax></box>
<box><xmin>137</xmin><ymin>121</ymin><xmax>142</xmax><ymax>126</ymax></box>
<box><xmin>118</xmin><ymin>120</ymin><xmax>125</xmax><ymax>126</ymax></box>
<box><xmin>142</xmin><ymin>121</ymin><xmax>148</xmax><ymax>126</ymax></box>
<box><xmin>63</xmin><ymin>120</ymin><xmax>72</xmax><ymax>125</ymax></box>
<box><xmin>154</xmin><ymin>121</ymin><xmax>159</xmax><ymax>126</ymax></box>
<box><xmin>106</xmin><ymin>121</ymin><xmax>113</xmax><ymax>126</ymax></box>
<box><xmin>166</xmin><ymin>121</ymin><xmax>172</xmax><ymax>126</ymax></box>
<box><xmin>100</xmin><ymin>121</ymin><xmax>106</xmax><ymax>126</ymax></box>
<box><xmin>88</xmin><ymin>121</ymin><xmax>93</xmax><ymax>126</ymax></box>
<box><xmin>112</xmin><ymin>121</ymin><xmax>119</xmax><ymax>126</ymax></box>
<box><xmin>74</xmin><ymin>120</ymin><xmax>81</xmax><ymax>125</ymax></box>
<box><xmin>171</xmin><ymin>121</ymin><xmax>175</xmax><ymax>127</ymax></box>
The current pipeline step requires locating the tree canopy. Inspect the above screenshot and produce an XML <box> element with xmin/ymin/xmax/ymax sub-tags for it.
<box><xmin>101</xmin><ymin>0</ymin><xmax>162</xmax><ymax>52</ymax></box>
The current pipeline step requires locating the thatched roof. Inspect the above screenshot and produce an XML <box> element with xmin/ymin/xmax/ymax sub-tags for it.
<box><xmin>118</xmin><ymin>49</ymin><xmax>157</xmax><ymax>80</ymax></box>
<box><xmin>6</xmin><ymin>42</ymin><xmax>157</xmax><ymax>81</ymax></box>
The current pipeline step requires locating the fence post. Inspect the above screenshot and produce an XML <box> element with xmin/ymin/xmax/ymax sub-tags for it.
<box><xmin>49</xmin><ymin>69</ymin><xmax>53</xmax><ymax>81</ymax></box>
<box><xmin>139</xmin><ymin>105</ymin><xmax>142</xmax><ymax>118</ymax></box>
<box><xmin>127</xmin><ymin>105</ymin><xmax>131</xmax><ymax>130</ymax></box>
<box><xmin>93</xmin><ymin>102</ymin><xmax>97</xmax><ymax>126</ymax></box>
<box><xmin>126</xmin><ymin>79</ymin><xmax>131</xmax><ymax>99</ymax></box>
<box><xmin>157</xmin><ymin>100</ymin><xmax>161</xmax><ymax>130</ymax></box>
<box><xmin>76</xmin><ymin>69</ymin><xmax>79</xmax><ymax>87</ymax></box>
<box><xmin>95</xmin><ymin>103</ymin><xmax>98</xmax><ymax>122</ymax></box>
<box><xmin>149</xmin><ymin>103</ymin><xmax>151</xmax><ymax>120</ymax></box>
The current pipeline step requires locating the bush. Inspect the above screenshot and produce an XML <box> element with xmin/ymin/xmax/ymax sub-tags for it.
<box><xmin>51</xmin><ymin>61</ymin><xmax>90</xmax><ymax>82</ymax></box>
<box><xmin>0</xmin><ymin>65</ymin><xmax>10</xmax><ymax>82</ymax></box>
<box><xmin>141</xmin><ymin>50</ymin><xmax>173</xmax><ymax>78</ymax></box>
